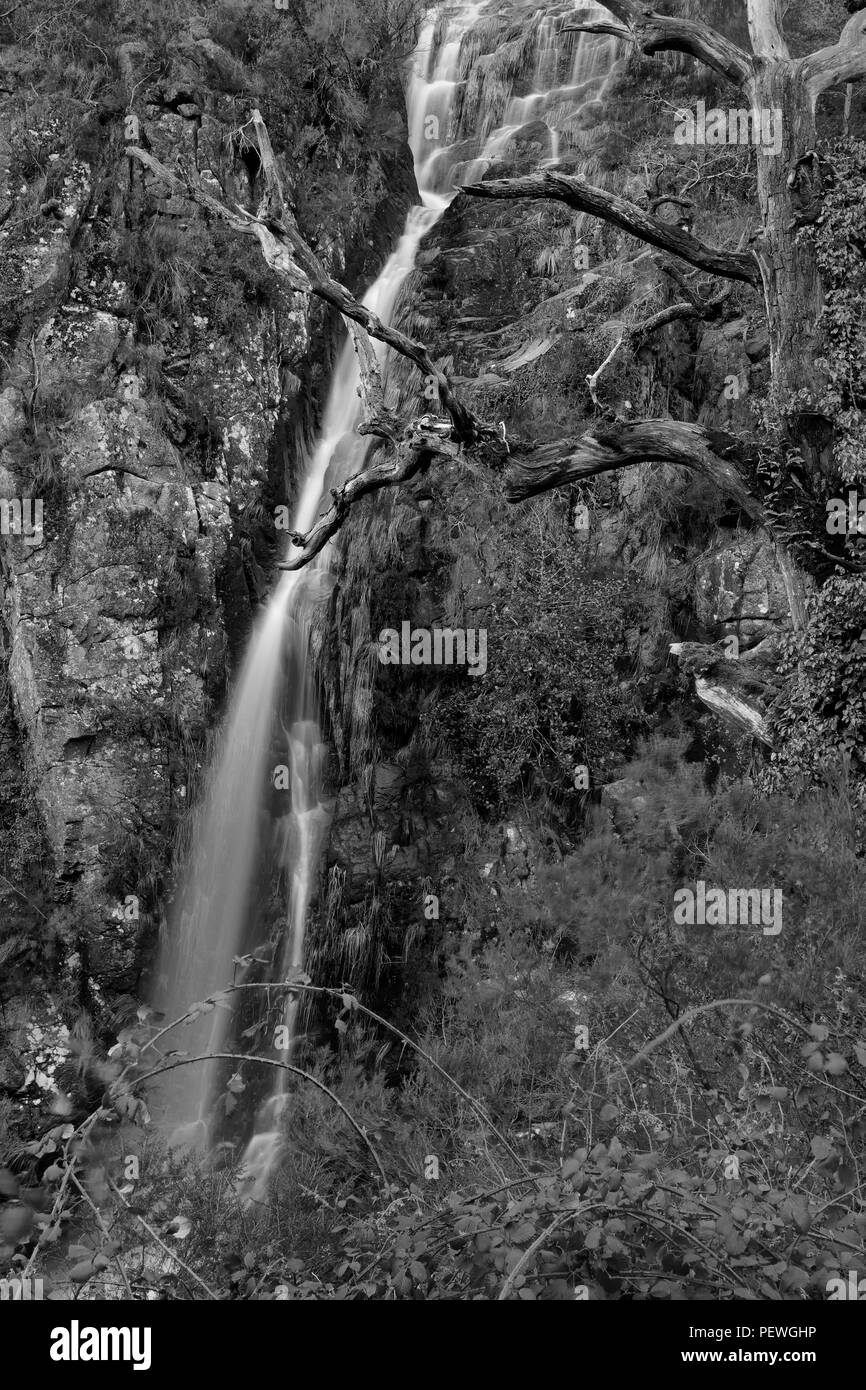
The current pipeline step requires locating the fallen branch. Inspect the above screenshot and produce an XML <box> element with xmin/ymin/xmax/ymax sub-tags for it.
<box><xmin>586</xmin><ymin>334</ymin><xmax>624</xmax><ymax>408</ymax></box>
<box><xmin>585</xmin><ymin>286</ymin><xmax>731</xmax><ymax>407</ymax></box>
<box><xmin>497</xmin><ymin>1210</ymin><xmax>576</xmax><ymax>1300</ymax></box>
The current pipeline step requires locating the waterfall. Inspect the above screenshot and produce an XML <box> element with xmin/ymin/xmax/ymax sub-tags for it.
<box><xmin>150</xmin><ymin>1</ymin><xmax>618</xmax><ymax>1191</ymax></box>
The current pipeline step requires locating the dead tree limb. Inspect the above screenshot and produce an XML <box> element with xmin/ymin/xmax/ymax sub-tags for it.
<box><xmin>563</xmin><ymin>2</ymin><xmax>751</xmax><ymax>86</ymax></box>
<box><xmin>461</xmin><ymin>170</ymin><xmax>760</xmax><ymax>286</ymax></box>
<box><xmin>125</xmin><ymin>140</ymin><xmax>480</xmax><ymax>442</ymax></box>
<box><xmin>586</xmin><ymin>286</ymin><xmax>732</xmax><ymax>403</ymax></box>
<box><xmin>801</xmin><ymin>8</ymin><xmax>866</xmax><ymax>104</ymax></box>
<box><xmin>505</xmin><ymin>421</ymin><xmax>763</xmax><ymax>522</ymax></box>
<box><xmin>586</xmin><ymin>334</ymin><xmax>625</xmax><ymax>408</ymax></box>
<box><xmin>276</xmin><ymin>419</ymin><xmax>459</xmax><ymax>570</ymax></box>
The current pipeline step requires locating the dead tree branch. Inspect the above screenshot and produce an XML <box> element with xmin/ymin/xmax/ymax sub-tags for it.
<box><xmin>277</xmin><ymin>418</ymin><xmax>459</xmax><ymax>569</ymax></box>
<box><xmin>563</xmin><ymin>3</ymin><xmax>751</xmax><ymax>86</ymax></box>
<box><xmin>801</xmin><ymin>8</ymin><xmax>866</xmax><ymax>103</ymax></box>
<box><xmin>505</xmin><ymin>421</ymin><xmax>763</xmax><ymax>523</ymax></box>
<box><xmin>125</xmin><ymin>139</ymin><xmax>480</xmax><ymax>442</ymax></box>
<box><xmin>461</xmin><ymin>170</ymin><xmax>760</xmax><ymax>286</ymax></box>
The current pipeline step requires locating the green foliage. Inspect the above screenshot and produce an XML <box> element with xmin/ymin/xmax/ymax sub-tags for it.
<box><xmin>433</xmin><ymin>492</ymin><xmax>647</xmax><ymax>808</ymax></box>
<box><xmin>809</xmin><ymin>139</ymin><xmax>866</xmax><ymax>487</ymax></box>
<box><xmin>7</xmin><ymin>744</ymin><xmax>865</xmax><ymax>1300</ymax></box>
<box><xmin>763</xmin><ymin>576</ymin><xmax>866</xmax><ymax>799</ymax></box>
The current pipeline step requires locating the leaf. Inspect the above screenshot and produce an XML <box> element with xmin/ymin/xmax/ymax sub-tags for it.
<box><xmin>824</xmin><ymin>1052</ymin><xmax>848</xmax><ymax>1076</ymax></box>
<box><xmin>786</xmin><ymin>1198</ymin><xmax>811</xmax><ymax>1235</ymax></box>
<box><xmin>511</xmin><ymin>1220</ymin><xmax>536</xmax><ymax>1243</ymax></box>
<box><xmin>633</xmin><ymin>1152</ymin><xmax>661</xmax><ymax>1171</ymax></box>
<box><xmin>584</xmin><ymin>1225</ymin><xmax>603</xmax><ymax>1251</ymax></box>
<box><xmin>650</xmin><ymin>1280</ymin><xmax>676</xmax><ymax>1297</ymax></box>
<box><xmin>810</xmin><ymin>1136</ymin><xmax>834</xmax><ymax>1160</ymax></box>
<box><xmin>69</xmin><ymin>1260</ymin><xmax>95</xmax><ymax>1283</ymax></box>
<box><xmin>187</xmin><ymin>1000</ymin><xmax>214</xmax><ymax>1017</ymax></box>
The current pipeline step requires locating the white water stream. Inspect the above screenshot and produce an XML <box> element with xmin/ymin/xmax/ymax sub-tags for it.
<box><xmin>151</xmin><ymin>1</ymin><xmax>617</xmax><ymax>1197</ymax></box>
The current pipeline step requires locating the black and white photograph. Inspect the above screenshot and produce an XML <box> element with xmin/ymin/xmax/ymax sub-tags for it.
<box><xmin>0</xmin><ymin>0</ymin><xmax>864</xmax><ymax>1353</ymax></box>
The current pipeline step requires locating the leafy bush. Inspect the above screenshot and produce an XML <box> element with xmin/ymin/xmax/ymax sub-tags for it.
<box><xmin>5</xmin><ymin>742</ymin><xmax>865</xmax><ymax>1300</ymax></box>
<box><xmin>433</xmin><ymin>491</ymin><xmax>648</xmax><ymax>808</ymax></box>
<box><xmin>764</xmin><ymin>576</ymin><xmax>866</xmax><ymax>803</ymax></box>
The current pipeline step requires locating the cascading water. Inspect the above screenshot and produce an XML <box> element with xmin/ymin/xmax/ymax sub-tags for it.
<box><xmin>150</xmin><ymin>1</ymin><xmax>619</xmax><ymax>1194</ymax></box>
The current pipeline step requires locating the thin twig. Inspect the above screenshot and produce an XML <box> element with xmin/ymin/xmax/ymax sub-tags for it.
<box><xmin>143</xmin><ymin>981</ymin><xmax>527</xmax><ymax>1175</ymax></box>
<box><xmin>132</xmin><ymin>1051</ymin><xmax>388</xmax><ymax>1186</ymax></box>
<box><xmin>67</xmin><ymin>1170</ymin><xmax>134</xmax><ymax>1299</ymax></box>
<box><xmin>625</xmin><ymin>998</ymin><xmax>812</xmax><ymax>1072</ymax></box>
<box><xmin>107</xmin><ymin>1179</ymin><xmax>218</xmax><ymax>1300</ymax></box>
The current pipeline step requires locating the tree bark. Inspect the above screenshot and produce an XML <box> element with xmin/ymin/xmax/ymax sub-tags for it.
<box><xmin>572</xmin><ymin>1</ymin><xmax>751</xmax><ymax>85</ymax></box>
<box><xmin>505</xmin><ymin>421</ymin><xmax>763</xmax><ymax>521</ymax></box>
<box><xmin>747</xmin><ymin>63</ymin><xmax>831</xmax><ymax>469</ymax></box>
<box><xmin>462</xmin><ymin>170</ymin><xmax>760</xmax><ymax>285</ymax></box>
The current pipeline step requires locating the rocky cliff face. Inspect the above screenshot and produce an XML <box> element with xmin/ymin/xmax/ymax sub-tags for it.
<box><xmin>0</xmin><ymin>1</ymin><xmax>823</xmax><ymax>1051</ymax></box>
<box><xmin>0</xmin><ymin>0</ymin><xmax>416</xmax><ymax>1059</ymax></box>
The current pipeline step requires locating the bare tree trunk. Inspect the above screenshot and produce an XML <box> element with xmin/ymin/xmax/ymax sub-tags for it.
<box><xmin>749</xmin><ymin>64</ymin><xmax>831</xmax><ymax>473</ymax></box>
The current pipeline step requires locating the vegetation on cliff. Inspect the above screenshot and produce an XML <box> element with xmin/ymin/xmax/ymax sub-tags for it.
<box><xmin>1</xmin><ymin>0</ymin><xmax>866</xmax><ymax>1304</ymax></box>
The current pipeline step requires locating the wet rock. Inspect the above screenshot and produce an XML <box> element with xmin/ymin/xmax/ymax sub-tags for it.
<box><xmin>601</xmin><ymin>778</ymin><xmax>647</xmax><ymax>832</ymax></box>
<box><xmin>0</xmin><ymin>388</ymin><xmax>25</xmax><ymax>447</ymax></box>
<box><xmin>695</xmin><ymin>317</ymin><xmax>753</xmax><ymax>431</ymax></box>
<box><xmin>694</xmin><ymin>532</ymin><xmax>789</xmax><ymax>648</ymax></box>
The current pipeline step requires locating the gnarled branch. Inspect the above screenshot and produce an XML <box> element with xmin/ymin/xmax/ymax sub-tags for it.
<box><xmin>800</xmin><ymin>9</ymin><xmax>866</xmax><ymax>104</ymax></box>
<box><xmin>461</xmin><ymin>170</ymin><xmax>760</xmax><ymax>286</ymax></box>
<box><xmin>125</xmin><ymin>141</ymin><xmax>479</xmax><ymax>442</ymax></box>
<box><xmin>276</xmin><ymin>419</ymin><xmax>459</xmax><ymax>570</ymax></box>
<box><xmin>585</xmin><ymin>287</ymin><xmax>731</xmax><ymax>405</ymax></box>
<box><xmin>632</xmin><ymin>289</ymin><xmax>729</xmax><ymax>340</ymax></box>
<box><xmin>566</xmin><ymin>2</ymin><xmax>751</xmax><ymax>87</ymax></box>
<box><xmin>505</xmin><ymin>420</ymin><xmax>763</xmax><ymax>523</ymax></box>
